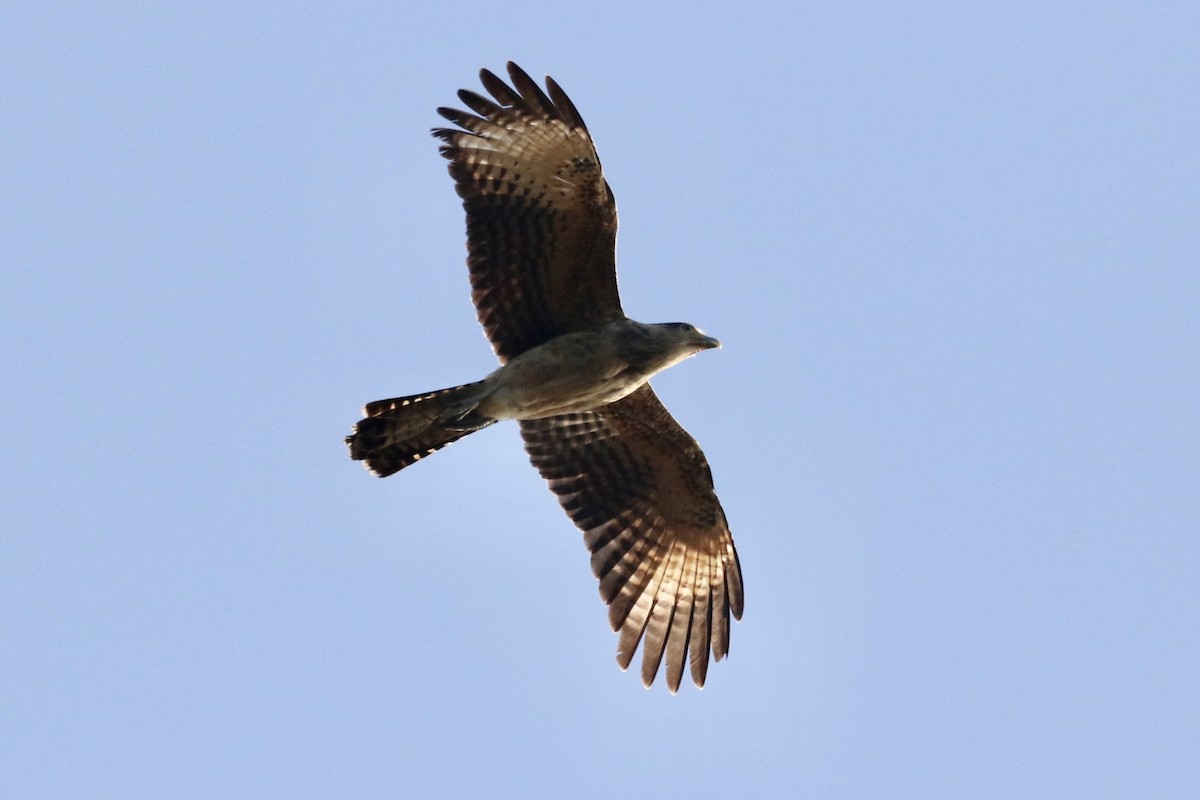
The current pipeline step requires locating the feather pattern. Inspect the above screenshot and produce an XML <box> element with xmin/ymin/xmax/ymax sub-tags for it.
<box><xmin>432</xmin><ymin>62</ymin><xmax>623</xmax><ymax>363</ymax></box>
<box><xmin>346</xmin><ymin>383</ymin><xmax>494</xmax><ymax>477</ymax></box>
<box><xmin>521</xmin><ymin>385</ymin><xmax>743</xmax><ymax>691</ymax></box>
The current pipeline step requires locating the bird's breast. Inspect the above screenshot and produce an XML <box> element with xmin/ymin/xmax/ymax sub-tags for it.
<box><xmin>478</xmin><ymin>329</ymin><xmax>649</xmax><ymax>420</ymax></box>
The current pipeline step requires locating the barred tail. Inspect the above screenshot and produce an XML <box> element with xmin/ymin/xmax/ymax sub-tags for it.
<box><xmin>346</xmin><ymin>381</ymin><xmax>494</xmax><ymax>477</ymax></box>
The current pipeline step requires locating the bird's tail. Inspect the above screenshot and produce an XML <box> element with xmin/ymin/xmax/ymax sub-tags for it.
<box><xmin>346</xmin><ymin>381</ymin><xmax>495</xmax><ymax>477</ymax></box>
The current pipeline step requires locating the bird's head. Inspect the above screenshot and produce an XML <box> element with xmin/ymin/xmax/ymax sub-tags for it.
<box><xmin>610</xmin><ymin>320</ymin><xmax>721</xmax><ymax>377</ymax></box>
<box><xmin>657</xmin><ymin>322</ymin><xmax>721</xmax><ymax>352</ymax></box>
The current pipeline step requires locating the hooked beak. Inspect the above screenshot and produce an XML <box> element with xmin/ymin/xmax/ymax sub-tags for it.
<box><xmin>696</xmin><ymin>333</ymin><xmax>721</xmax><ymax>350</ymax></box>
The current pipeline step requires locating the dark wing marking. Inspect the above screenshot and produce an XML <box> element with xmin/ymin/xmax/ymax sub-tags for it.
<box><xmin>433</xmin><ymin>62</ymin><xmax>624</xmax><ymax>363</ymax></box>
<box><xmin>519</xmin><ymin>385</ymin><xmax>744</xmax><ymax>692</ymax></box>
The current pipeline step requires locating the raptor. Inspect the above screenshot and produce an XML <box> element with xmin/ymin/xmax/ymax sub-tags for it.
<box><xmin>347</xmin><ymin>63</ymin><xmax>743</xmax><ymax>692</ymax></box>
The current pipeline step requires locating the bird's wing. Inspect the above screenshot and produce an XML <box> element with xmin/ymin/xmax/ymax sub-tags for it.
<box><xmin>520</xmin><ymin>385</ymin><xmax>744</xmax><ymax>692</ymax></box>
<box><xmin>433</xmin><ymin>62</ymin><xmax>624</xmax><ymax>363</ymax></box>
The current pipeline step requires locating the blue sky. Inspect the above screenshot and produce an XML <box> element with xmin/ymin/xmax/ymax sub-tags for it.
<box><xmin>3</xmin><ymin>2</ymin><xmax>1197</xmax><ymax>797</ymax></box>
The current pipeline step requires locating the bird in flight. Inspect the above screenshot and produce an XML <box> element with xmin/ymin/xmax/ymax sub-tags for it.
<box><xmin>346</xmin><ymin>62</ymin><xmax>743</xmax><ymax>692</ymax></box>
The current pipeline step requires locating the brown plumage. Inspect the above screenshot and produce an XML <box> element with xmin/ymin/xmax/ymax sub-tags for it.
<box><xmin>347</xmin><ymin>63</ymin><xmax>743</xmax><ymax>692</ymax></box>
<box><xmin>432</xmin><ymin>64</ymin><xmax>622</xmax><ymax>361</ymax></box>
<box><xmin>521</xmin><ymin>385</ymin><xmax>743</xmax><ymax>690</ymax></box>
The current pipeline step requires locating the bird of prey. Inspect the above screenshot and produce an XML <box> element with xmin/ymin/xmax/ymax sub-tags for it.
<box><xmin>346</xmin><ymin>62</ymin><xmax>743</xmax><ymax>692</ymax></box>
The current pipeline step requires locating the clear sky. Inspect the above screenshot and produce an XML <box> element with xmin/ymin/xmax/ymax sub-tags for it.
<box><xmin>3</xmin><ymin>2</ymin><xmax>1197</xmax><ymax>798</ymax></box>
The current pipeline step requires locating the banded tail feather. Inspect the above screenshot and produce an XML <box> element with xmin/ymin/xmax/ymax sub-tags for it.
<box><xmin>346</xmin><ymin>381</ymin><xmax>495</xmax><ymax>477</ymax></box>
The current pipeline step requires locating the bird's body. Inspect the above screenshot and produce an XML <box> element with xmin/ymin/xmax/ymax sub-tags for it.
<box><xmin>481</xmin><ymin>320</ymin><xmax>720</xmax><ymax>420</ymax></box>
<box><xmin>347</xmin><ymin>63</ymin><xmax>743</xmax><ymax>692</ymax></box>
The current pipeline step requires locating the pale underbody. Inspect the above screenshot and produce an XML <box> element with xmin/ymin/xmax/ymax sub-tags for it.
<box><xmin>466</xmin><ymin>318</ymin><xmax>719</xmax><ymax>422</ymax></box>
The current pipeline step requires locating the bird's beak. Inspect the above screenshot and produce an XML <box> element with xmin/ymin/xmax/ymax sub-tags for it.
<box><xmin>696</xmin><ymin>333</ymin><xmax>721</xmax><ymax>350</ymax></box>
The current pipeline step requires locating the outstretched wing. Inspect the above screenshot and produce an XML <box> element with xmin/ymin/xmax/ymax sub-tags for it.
<box><xmin>433</xmin><ymin>62</ymin><xmax>624</xmax><ymax>363</ymax></box>
<box><xmin>520</xmin><ymin>385</ymin><xmax>744</xmax><ymax>692</ymax></box>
